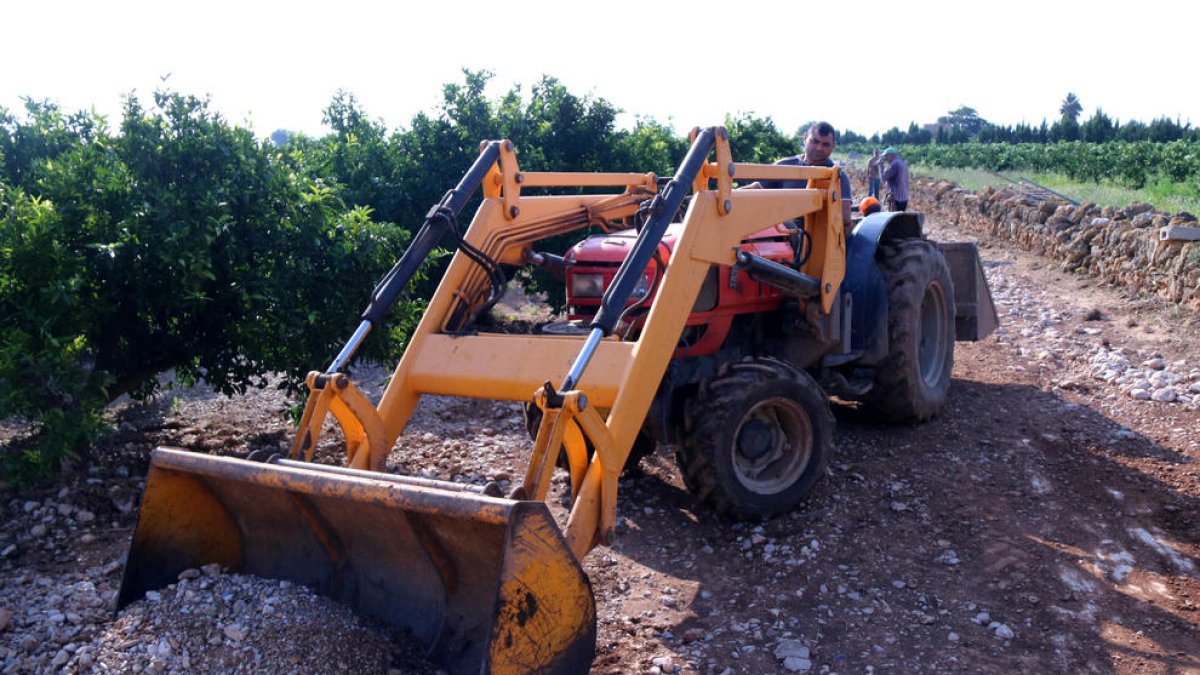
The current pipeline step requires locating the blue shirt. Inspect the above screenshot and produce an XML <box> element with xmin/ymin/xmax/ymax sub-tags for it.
<box><xmin>882</xmin><ymin>156</ymin><xmax>909</xmax><ymax>202</ymax></box>
<box><xmin>759</xmin><ymin>155</ymin><xmax>853</xmax><ymax>204</ymax></box>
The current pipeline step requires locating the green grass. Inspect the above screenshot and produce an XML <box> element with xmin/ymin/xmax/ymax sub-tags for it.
<box><xmin>910</xmin><ymin>164</ymin><xmax>1200</xmax><ymax>214</ymax></box>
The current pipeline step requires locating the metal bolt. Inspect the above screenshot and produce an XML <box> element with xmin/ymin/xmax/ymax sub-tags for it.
<box><xmin>504</xmin><ymin>140</ymin><xmax>514</xmax><ymax>151</ymax></box>
<box><xmin>825</xmin><ymin>283</ymin><xmax>832</xmax><ymax>293</ymax></box>
<box><xmin>577</xmin><ymin>394</ymin><xmax>588</xmax><ymax>411</ymax></box>
<box><xmin>515</xmin><ymin>172</ymin><xmax>525</xmax><ymax>184</ymax></box>
<box><xmin>724</xmin><ymin>200</ymin><xmax>732</xmax><ymax>213</ymax></box>
<box><xmin>509</xmin><ymin>206</ymin><xmax>520</xmax><ymax>218</ymax></box>
<box><xmin>727</xmin><ymin>162</ymin><xmax>736</xmax><ymax>177</ymax></box>
<box><xmin>335</xmin><ymin>374</ymin><xmax>350</xmax><ymax>389</ymax></box>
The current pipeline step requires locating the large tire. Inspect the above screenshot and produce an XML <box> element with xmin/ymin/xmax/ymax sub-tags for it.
<box><xmin>865</xmin><ymin>238</ymin><xmax>956</xmax><ymax>422</ymax></box>
<box><xmin>677</xmin><ymin>358</ymin><xmax>834</xmax><ymax>519</ymax></box>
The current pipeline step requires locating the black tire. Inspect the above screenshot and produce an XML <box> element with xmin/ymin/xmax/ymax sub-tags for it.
<box><xmin>522</xmin><ymin>402</ymin><xmax>656</xmax><ymax>473</ymax></box>
<box><xmin>864</xmin><ymin>238</ymin><xmax>956</xmax><ymax>422</ymax></box>
<box><xmin>677</xmin><ymin>358</ymin><xmax>834</xmax><ymax>519</ymax></box>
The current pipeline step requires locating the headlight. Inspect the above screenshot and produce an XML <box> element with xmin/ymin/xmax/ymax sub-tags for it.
<box><xmin>570</xmin><ymin>273</ymin><xmax>605</xmax><ymax>298</ymax></box>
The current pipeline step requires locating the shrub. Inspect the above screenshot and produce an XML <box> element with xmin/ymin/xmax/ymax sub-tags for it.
<box><xmin>0</xmin><ymin>94</ymin><xmax>417</xmax><ymax>482</ymax></box>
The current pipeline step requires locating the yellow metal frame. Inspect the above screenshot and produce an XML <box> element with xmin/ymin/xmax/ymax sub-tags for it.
<box><xmin>289</xmin><ymin>130</ymin><xmax>846</xmax><ymax>561</ymax></box>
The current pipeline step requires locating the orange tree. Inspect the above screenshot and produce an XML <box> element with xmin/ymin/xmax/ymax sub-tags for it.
<box><xmin>0</xmin><ymin>94</ymin><xmax>416</xmax><ymax>482</ymax></box>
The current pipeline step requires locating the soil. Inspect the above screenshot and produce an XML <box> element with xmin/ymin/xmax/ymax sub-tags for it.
<box><xmin>2</xmin><ymin>214</ymin><xmax>1199</xmax><ymax>674</ymax></box>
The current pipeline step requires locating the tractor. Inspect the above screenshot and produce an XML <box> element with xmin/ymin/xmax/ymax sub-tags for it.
<box><xmin>118</xmin><ymin>127</ymin><xmax>996</xmax><ymax>674</ymax></box>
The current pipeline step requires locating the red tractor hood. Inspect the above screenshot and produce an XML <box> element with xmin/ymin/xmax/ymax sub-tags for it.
<box><xmin>567</xmin><ymin>222</ymin><xmax>782</xmax><ymax>265</ymax></box>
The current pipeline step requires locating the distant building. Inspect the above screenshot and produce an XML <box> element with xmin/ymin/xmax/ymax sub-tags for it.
<box><xmin>924</xmin><ymin>122</ymin><xmax>951</xmax><ymax>137</ymax></box>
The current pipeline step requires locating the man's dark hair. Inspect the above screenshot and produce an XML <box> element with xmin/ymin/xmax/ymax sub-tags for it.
<box><xmin>808</xmin><ymin>121</ymin><xmax>837</xmax><ymax>141</ymax></box>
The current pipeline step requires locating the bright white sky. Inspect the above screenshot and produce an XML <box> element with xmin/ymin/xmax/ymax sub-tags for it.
<box><xmin>4</xmin><ymin>0</ymin><xmax>1197</xmax><ymax>141</ymax></box>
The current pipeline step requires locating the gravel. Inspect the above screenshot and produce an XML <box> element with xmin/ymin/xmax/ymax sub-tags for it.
<box><xmin>0</xmin><ymin>561</ymin><xmax>440</xmax><ymax>674</ymax></box>
<box><xmin>985</xmin><ymin>271</ymin><xmax>1197</xmax><ymax>411</ymax></box>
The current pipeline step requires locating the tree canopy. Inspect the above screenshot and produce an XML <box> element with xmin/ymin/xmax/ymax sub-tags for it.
<box><xmin>1060</xmin><ymin>93</ymin><xmax>1083</xmax><ymax>122</ymax></box>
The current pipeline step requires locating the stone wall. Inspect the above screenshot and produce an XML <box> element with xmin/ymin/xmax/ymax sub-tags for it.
<box><xmin>854</xmin><ymin>172</ymin><xmax>1200</xmax><ymax>312</ymax></box>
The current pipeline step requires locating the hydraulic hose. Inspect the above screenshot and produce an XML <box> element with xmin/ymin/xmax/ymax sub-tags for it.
<box><xmin>327</xmin><ymin>141</ymin><xmax>502</xmax><ymax>372</ymax></box>
<box><xmin>361</xmin><ymin>141</ymin><xmax>502</xmax><ymax>326</ymax></box>
<box><xmin>591</xmin><ymin>127</ymin><xmax>716</xmax><ymax>336</ymax></box>
<box><xmin>561</xmin><ymin>127</ymin><xmax>717</xmax><ymax>391</ymax></box>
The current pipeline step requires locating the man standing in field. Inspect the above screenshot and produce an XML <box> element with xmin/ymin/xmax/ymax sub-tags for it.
<box><xmin>881</xmin><ymin>147</ymin><xmax>909</xmax><ymax>211</ymax></box>
<box><xmin>866</xmin><ymin>148</ymin><xmax>883</xmax><ymax>199</ymax></box>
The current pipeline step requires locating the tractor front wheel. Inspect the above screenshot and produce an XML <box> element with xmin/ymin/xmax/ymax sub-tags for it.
<box><xmin>677</xmin><ymin>358</ymin><xmax>833</xmax><ymax>519</ymax></box>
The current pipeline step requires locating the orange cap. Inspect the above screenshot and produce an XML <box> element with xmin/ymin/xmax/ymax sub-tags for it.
<box><xmin>859</xmin><ymin>197</ymin><xmax>881</xmax><ymax>215</ymax></box>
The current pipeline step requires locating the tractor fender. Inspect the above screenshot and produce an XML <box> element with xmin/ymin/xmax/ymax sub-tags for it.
<box><xmin>843</xmin><ymin>211</ymin><xmax>925</xmax><ymax>361</ymax></box>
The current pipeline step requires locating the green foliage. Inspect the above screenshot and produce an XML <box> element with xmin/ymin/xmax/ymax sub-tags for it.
<box><xmin>0</xmin><ymin>94</ymin><xmax>414</xmax><ymax>482</ymax></box>
<box><xmin>934</xmin><ymin>106</ymin><xmax>989</xmax><ymax>143</ymax></box>
<box><xmin>930</xmin><ymin>108</ymin><xmax>1195</xmax><ymax>146</ymax></box>
<box><xmin>0</xmin><ymin>187</ymin><xmax>111</xmax><ymax>480</ymax></box>
<box><xmin>723</xmin><ymin>114</ymin><xmax>795</xmax><ymax>164</ymax></box>
<box><xmin>1081</xmin><ymin>109</ymin><xmax>1117</xmax><ymax>143</ymax></box>
<box><xmin>1050</xmin><ymin>117</ymin><xmax>1080</xmax><ymax>142</ymax></box>
<box><xmin>840</xmin><ymin>128</ymin><xmax>868</xmax><ymax>145</ymax></box>
<box><xmin>871</xmin><ymin>124</ymin><xmax>937</xmax><ymax>146</ymax></box>
<box><xmin>612</xmin><ymin>118</ymin><xmax>689</xmax><ymax>176</ymax></box>
<box><xmin>1060</xmin><ymin>93</ymin><xmax>1083</xmax><ymax>122</ymax></box>
<box><xmin>895</xmin><ymin>140</ymin><xmax>1200</xmax><ymax>189</ymax></box>
<box><xmin>911</xmin><ymin>164</ymin><xmax>1200</xmax><ymax>214</ymax></box>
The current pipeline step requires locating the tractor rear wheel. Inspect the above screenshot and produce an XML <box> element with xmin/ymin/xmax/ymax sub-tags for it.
<box><xmin>677</xmin><ymin>358</ymin><xmax>833</xmax><ymax>519</ymax></box>
<box><xmin>865</xmin><ymin>238</ymin><xmax>956</xmax><ymax>422</ymax></box>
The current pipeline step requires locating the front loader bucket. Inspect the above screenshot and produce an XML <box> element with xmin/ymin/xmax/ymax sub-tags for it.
<box><xmin>118</xmin><ymin>447</ymin><xmax>595</xmax><ymax>675</ymax></box>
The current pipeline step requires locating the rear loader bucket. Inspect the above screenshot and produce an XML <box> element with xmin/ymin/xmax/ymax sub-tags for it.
<box><xmin>118</xmin><ymin>447</ymin><xmax>595</xmax><ymax>675</ymax></box>
<box><xmin>938</xmin><ymin>241</ymin><xmax>999</xmax><ymax>341</ymax></box>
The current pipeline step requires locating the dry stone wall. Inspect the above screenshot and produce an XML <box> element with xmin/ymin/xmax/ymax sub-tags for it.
<box><xmin>853</xmin><ymin>171</ymin><xmax>1200</xmax><ymax>312</ymax></box>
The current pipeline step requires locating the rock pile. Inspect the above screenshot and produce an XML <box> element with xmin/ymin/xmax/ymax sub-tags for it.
<box><xmin>0</xmin><ymin>557</ymin><xmax>438</xmax><ymax>674</ymax></box>
<box><xmin>909</xmin><ymin>179</ymin><xmax>1200</xmax><ymax>311</ymax></box>
<box><xmin>1088</xmin><ymin>349</ymin><xmax>1200</xmax><ymax>404</ymax></box>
